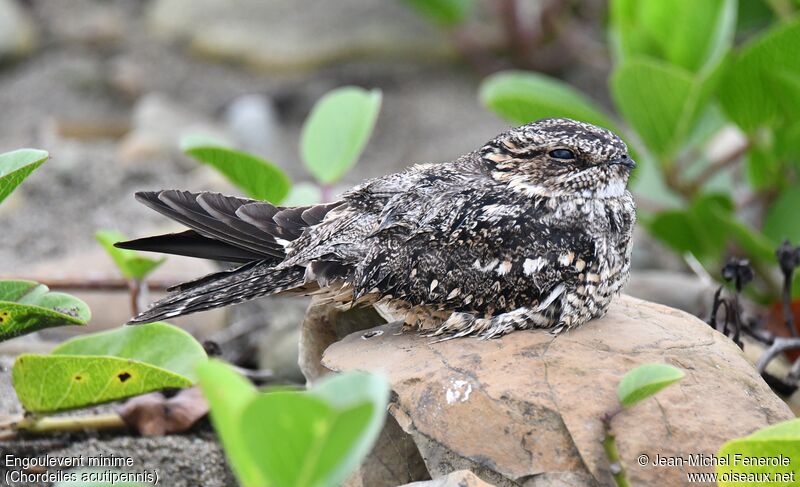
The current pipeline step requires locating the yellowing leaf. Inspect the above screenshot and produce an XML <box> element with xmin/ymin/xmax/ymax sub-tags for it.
<box><xmin>52</xmin><ymin>322</ymin><xmax>208</xmax><ymax>382</ymax></box>
<box><xmin>12</xmin><ymin>354</ymin><xmax>193</xmax><ymax>413</ymax></box>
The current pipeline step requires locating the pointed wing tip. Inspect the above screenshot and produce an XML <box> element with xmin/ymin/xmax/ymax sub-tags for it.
<box><xmin>113</xmin><ymin>239</ymin><xmax>134</xmax><ymax>250</ymax></box>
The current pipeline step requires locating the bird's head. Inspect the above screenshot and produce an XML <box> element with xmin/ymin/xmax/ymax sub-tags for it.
<box><xmin>481</xmin><ymin>118</ymin><xmax>634</xmax><ymax>198</ymax></box>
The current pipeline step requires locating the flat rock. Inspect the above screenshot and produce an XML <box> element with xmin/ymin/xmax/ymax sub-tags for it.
<box><xmin>147</xmin><ymin>0</ymin><xmax>452</xmax><ymax>71</ymax></box>
<box><xmin>0</xmin><ymin>0</ymin><xmax>37</xmax><ymax>59</ymax></box>
<box><xmin>322</xmin><ymin>295</ymin><xmax>793</xmax><ymax>486</ymax></box>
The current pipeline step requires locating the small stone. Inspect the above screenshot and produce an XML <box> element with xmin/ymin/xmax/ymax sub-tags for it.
<box><xmin>117</xmin><ymin>93</ymin><xmax>230</xmax><ymax>167</ymax></box>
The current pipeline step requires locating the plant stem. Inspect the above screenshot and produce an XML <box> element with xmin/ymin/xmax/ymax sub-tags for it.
<box><xmin>601</xmin><ymin>407</ymin><xmax>631</xmax><ymax>487</ymax></box>
<box><xmin>11</xmin><ymin>413</ymin><xmax>127</xmax><ymax>434</ymax></box>
<box><xmin>498</xmin><ymin>0</ymin><xmax>530</xmax><ymax>63</ymax></box>
<box><xmin>0</xmin><ymin>276</ymin><xmax>175</xmax><ymax>292</ymax></box>
<box><xmin>782</xmin><ymin>269</ymin><xmax>797</xmax><ymax>337</ymax></box>
<box><xmin>687</xmin><ymin>140</ymin><xmax>750</xmax><ymax>194</ymax></box>
<box><xmin>756</xmin><ymin>337</ymin><xmax>800</xmax><ymax>375</ymax></box>
<box><xmin>320</xmin><ymin>184</ymin><xmax>334</xmax><ymax>203</ymax></box>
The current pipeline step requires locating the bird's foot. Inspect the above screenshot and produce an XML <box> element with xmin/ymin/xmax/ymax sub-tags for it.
<box><xmin>426</xmin><ymin>308</ymin><xmax>533</xmax><ymax>342</ymax></box>
<box><xmin>549</xmin><ymin>322</ymin><xmax>568</xmax><ymax>335</ymax></box>
<box><xmin>425</xmin><ymin>312</ymin><xmax>485</xmax><ymax>342</ymax></box>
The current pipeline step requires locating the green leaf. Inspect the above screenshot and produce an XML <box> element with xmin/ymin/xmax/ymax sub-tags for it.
<box><xmin>12</xmin><ymin>354</ymin><xmax>193</xmax><ymax>413</ymax></box>
<box><xmin>198</xmin><ymin>362</ymin><xmax>389</xmax><ymax>487</ymax></box>
<box><xmin>307</xmin><ymin>372</ymin><xmax>390</xmax><ymax>485</ymax></box>
<box><xmin>736</xmin><ymin>0</ymin><xmax>776</xmax><ymax>34</ymax></box>
<box><xmin>775</xmin><ymin>121</ymin><xmax>800</xmax><ymax>164</ymax></box>
<box><xmin>182</xmin><ymin>135</ymin><xmax>291</xmax><ymax>204</ymax></box>
<box><xmin>479</xmin><ymin>71</ymin><xmax>617</xmax><ymax>129</ymax></box>
<box><xmin>609</xmin><ymin>0</ymin><xmax>736</xmax><ymax>73</ymax></box>
<box><xmin>52</xmin><ymin>322</ymin><xmax>207</xmax><ymax>382</ymax></box>
<box><xmin>0</xmin><ymin>148</ymin><xmax>48</xmax><ymax>204</ymax></box>
<box><xmin>645</xmin><ymin>194</ymin><xmax>733</xmax><ymax>263</ymax></box>
<box><xmin>617</xmin><ymin>363</ymin><xmax>684</xmax><ymax>408</ymax></box>
<box><xmin>745</xmin><ymin>137</ymin><xmax>782</xmax><ymax>190</ymax></box>
<box><xmin>96</xmin><ymin>230</ymin><xmax>166</xmax><ymax>281</ymax></box>
<box><xmin>764</xmin><ymin>187</ymin><xmax>800</xmax><ymax>244</ymax></box>
<box><xmin>402</xmin><ymin>0</ymin><xmax>474</xmax><ymax>26</ymax></box>
<box><xmin>718</xmin><ymin>18</ymin><xmax>800</xmax><ymax>131</ymax></box>
<box><xmin>716</xmin><ymin>418</ymin><xmax>800</xmax><ymax>486</ymax></box>
<box><xmin>241</xmin><ymin>393</ymin><xmax>374</xmax><ymax>487</ymax></box>
<box><xmin>197</xmin><ymin>360</ymin><xmax>263</xmax><ymax>487</ymax></box>
<box><xmin>610</xmin><ymin>58</ymin><xmax>715</xmax><ymax>158</ymax></box>
<box><xmin>0</xmin><ymin>280</ymin><xmax>90</xmax><ymax>342</ymax></box>
<box><xmin>722</xmin><ymin>216</ymin><xmax>778</xmax><ymax>265</ymax></box>
<box><xmin>301</xmin><ymin>87</ymin><xmax>382</xmax><ymax>185</ymax></box>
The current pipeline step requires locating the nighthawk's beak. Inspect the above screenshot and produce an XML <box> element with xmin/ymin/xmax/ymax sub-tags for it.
<box><xmin>608</xmin><ymin>157</ymin><xmax>636</xmax><ymax>170</ymax></box>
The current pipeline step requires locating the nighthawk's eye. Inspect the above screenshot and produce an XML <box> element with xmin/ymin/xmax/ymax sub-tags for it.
<box><xmin>549</xmin><ymin>149</ymin><xmax>575</xmax><ymax>160</ymax></box>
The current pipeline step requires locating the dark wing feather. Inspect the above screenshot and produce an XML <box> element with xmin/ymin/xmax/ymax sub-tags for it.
<box><xmin>157</xmin><ymin>190</ymin><xmax>283</xmax><ymax>257</ymax></box>
<box><xmin>115</xmin><ymin>230</ymin><xmax>261</xmax><ymax>263</ymax></box>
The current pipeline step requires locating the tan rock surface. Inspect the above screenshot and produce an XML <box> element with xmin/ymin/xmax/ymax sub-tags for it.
<box><xmin>402</xmin><ymin>470</ymin><xmax>496</xmax><ymax>487</ymax></box>
<box><xmin>323</xmin><ymin>295</ymin><xmax>794</xmax><ymax>486</ymax></box>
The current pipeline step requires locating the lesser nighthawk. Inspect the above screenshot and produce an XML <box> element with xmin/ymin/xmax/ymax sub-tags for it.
<box><xmin>118</xmin><ymin>118</ymin><xmax>636</xmax><ymax>339</ymax></box>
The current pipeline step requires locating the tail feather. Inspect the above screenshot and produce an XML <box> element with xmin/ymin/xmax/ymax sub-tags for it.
<box><xmin>118</xmin><ymin>190</ymin><xmax>345</xmax><ymax>324</ymax></box>
<box><xmin>128</xmin><ymin>261</ymin><xmax>306</xmax><ymax>324</ymax></box>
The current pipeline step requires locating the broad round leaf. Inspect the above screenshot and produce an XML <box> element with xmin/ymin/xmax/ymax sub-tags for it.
<box><xmin>716</xmin><ymin>418</ymin><xmax>800</xmax><ymax>486</ymax></box>
<box><xmin>52</xmin><ymin>322</ymin><xmax>208</xmax><ymax>381</ymax></box>
<box><xmin>0</xmin><ymin>280</ymin><xmax>90</xmax><ymax>342</ymax></box>
<box><xmin>300</xmin><ymin>87</ymin><xmax>382</xmax><ymax>185</ymax></box>
<box><xmin>611</xmin><ymin>58</ymin><xmax>716</xmax><ymax>158</ymax></box>
<box><xmin>718</xmin><ymin>18</ymin><xmax>800</xmax><ymax>131</ymax></box>
<box><xmin>197</xmin><ymin>360</ymin><xmax>263</xmax><ymax>487</ymax></box>
<box><xmin>309</xmin><ymin>372</ymin><xmax>390</xmax><ymax>484</ymax></box>
<box><xmin>0</xmin><ymin>148</ymin><xmax>48</xmax><ymax>204</ymax></box>
<box><xmin>479</xmin><ymin>71</ymin><xmax>617</xmax><ymax>129</ymax></box>
<box><xmin>240</xmin><ymin>392</ymin><xmax>374</xmax><ymax>487</ymax></box>
<box><xmin>644</xmin><ymin>194</ymin><xmax>734</xmax><ymax>265</ymax></box>
<box><xmin>182</xmin><ymin>135</ymin><xmax>291</xmax><ymax>204</ymax></box>
<box><xmin>609</xmin><ymin>0</ymin><xmax>735</xmax><ymax>73</ymax></box>
<box><xmin>12</xmin><ymin>354</ymin><xmax>193</xmax><ymax>413</ymax></box>
<box><xmin>617</xmin><ymin>363</ymin><xmax>684</xmax><ymax>408</ymax></box>
<box><xmin>96</xmin><ymin>230</ymin><xmax>166</xmax><ymax>281</ymax></box>
<box><xmin>198</xmin><ymin>363</ymin><xmax>388</xmax><ymax>487</ymax></box>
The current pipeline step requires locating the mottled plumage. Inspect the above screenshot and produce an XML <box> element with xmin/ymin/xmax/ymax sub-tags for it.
<box><xmin>119</xmin><ymin>118</ymin><xmax>636</xmax><ymax>339</ymax></box>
